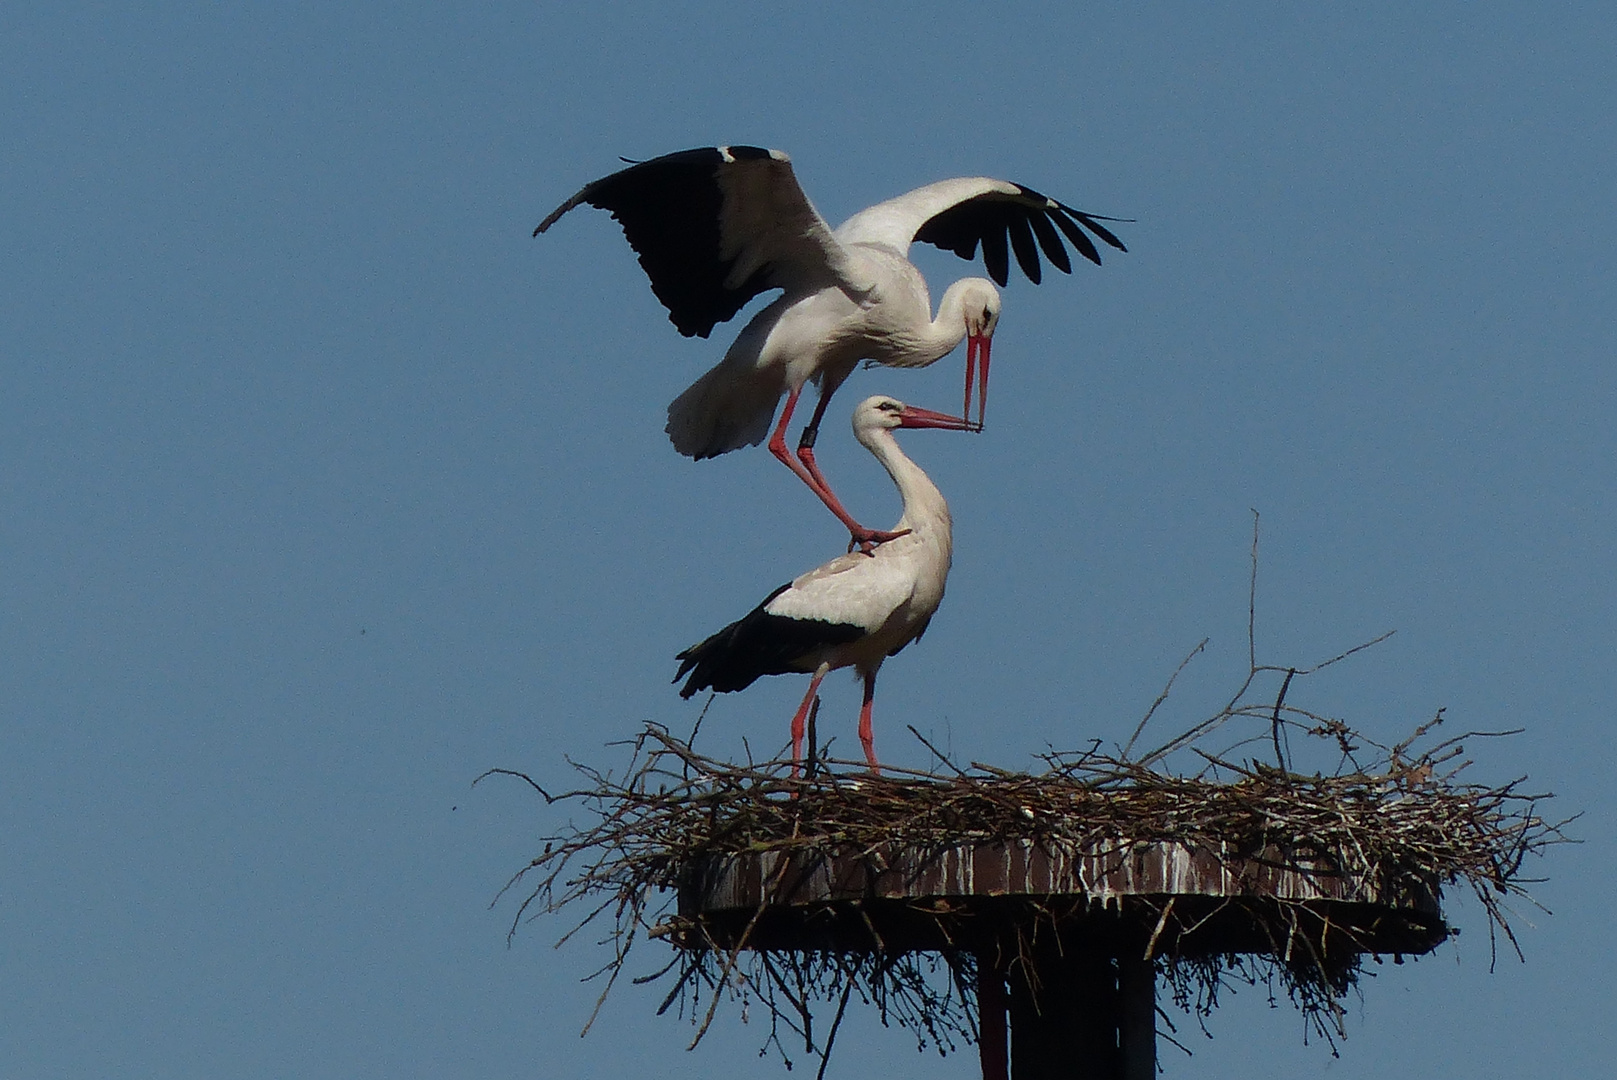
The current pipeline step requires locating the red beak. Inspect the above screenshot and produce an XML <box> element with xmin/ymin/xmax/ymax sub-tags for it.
<box><xmin>974</xmin><ymin>334</ymin><xmax>991</xmax><ymax>430</ymax></box>
<box><xmin>897</xmin><ymin>403</ymin><xmax>978</xmax><ymax>431</ymax></box>
<box><xmin>963</xmin><ymin>334</ymin><xmax>991</xmax><ymax>432</ymax></box>
<box><xmin>964</xmin><ymin>335</ymin><xmax>977</xmax><ymax>424</ymax></box>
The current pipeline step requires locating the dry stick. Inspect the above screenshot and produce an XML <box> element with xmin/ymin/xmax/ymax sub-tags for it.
<box><xmin>1249</xmin><ymin>508</ymin><xmax>1260</xmax><ymax>672</ymax></box>
<box><xmin>1270</xmin><ymin>668</ymin><xmax>1297</xmax><ymax>771</ymax></box>
<box><xmin>687</xmin><ymin>814</ymin><xmax>803</xmax><ymax>1048</ymax></box>
<box><xmin>687</xmin><ymin>691</ymin><xmax>717</xmax><ymax>758</ymax></box>
<box><xmin>1134</xmin><ymin>511</ymin><xmax>1395</xmax><ymax>770</ymax></box>
<box><xmin>1122</xmin><ymin>638</ymin><xmax>1209</xmax><ymax>760</ymax></box>
<box><xmin>1135</xmin><ymin>625</ymin><xmax>1397</xmax><ymax>770</ymax></box>
<box><xmin>1157</xmin><ymin>1027</ymin><xmax>1196</xmax><ymax>1059</ymax></box>
<box><xmin>1144</xmin><ymin>896</ymin><xmax>1177</xmax><ymax>959</ymax></box>
<box><xmin>1391</xmin><ymin>709</ymin><xmax>1448</xmax><ymax>762</ymax></box>
<box><xmin>813</xmin><ymin>966</ymin><xmax>858</xmax><ymax>1080</ymax></box>
<box><xmin>908</xmin><ymin>724</ymin><xmax>972</xmax><ymax>779</ymax></box>
<box><xmin>1287</xmin><ymin>629</ymin><xmax>1397</xmax><ymax>676</ymax></box>
<box><xmin>473</xmin><ymin>766</ymin><xmax>569</xmax><ymax>803</ymax></box>
<box><xmin>579</xmin><ymin>914</ymin><xmax>638</xmax><ymax>1036</ymax></box>
<box><xmin>755</xmin><ymin>953</ymin><xmax>815</xmax><ymax>1054</ymax></box>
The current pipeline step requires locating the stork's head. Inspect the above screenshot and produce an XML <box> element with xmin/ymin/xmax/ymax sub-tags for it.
<box><xmin>956</xmin><ymin>278</ymin><xmax>1000</xmax><ymax>430</ymax></box>
<box><xmin>957</xmin><ymin>277</ymin><xmax>1001</xmax><ymax>340</ymax></box>
<box><xmin>853</xmin><ymin>395</ymin><xmax>977</xmax><ymax>439</ymax></box>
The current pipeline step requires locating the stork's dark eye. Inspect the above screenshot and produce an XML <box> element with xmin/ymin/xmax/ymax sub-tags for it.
<box><xmin>877</xmin><ymin>401</ymin><xmax>900</xmax><ymax>412</ymax></box>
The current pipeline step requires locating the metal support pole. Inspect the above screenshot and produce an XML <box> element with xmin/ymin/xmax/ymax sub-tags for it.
<box><xmin>1118</xmin><ymin>954</ymin><xmax>1156</xmax><ymax>1080</ymax></box>
<box><xmin>978</xmin><ymin>952</ymin><xmax>1009</xmax><ymax>1080</ymax></box>
<box><xmin>1008</xmin><ymin>936</ymin><xmax>1120</xmax><ymax>1079</ymax></box>
<box><xmin>996</xmin><ymin>924</ymin><xmax>1157</xmax><ymax>1080</ymax></box>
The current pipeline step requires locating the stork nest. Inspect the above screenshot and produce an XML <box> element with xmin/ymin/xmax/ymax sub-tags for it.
<box><xmin>488</xmin><ymin>665</ymin><xmax>1569</xmax><ymax>1071</ymax></box>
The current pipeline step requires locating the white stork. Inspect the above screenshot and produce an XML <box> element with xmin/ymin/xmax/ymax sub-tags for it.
<box><xmin>536</xmin><ymin>145</ymin><xmax>1124</xmax><ymax>548</ymax></box>
<box><xmin>673</xmin><ymin>394</ymin><xmax>970</xmax><ymax>773</ymax></box>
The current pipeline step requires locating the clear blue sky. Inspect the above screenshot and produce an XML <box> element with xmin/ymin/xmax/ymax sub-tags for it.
<box><xmin>3</xmin><ymin>3</ymin><xmax>1611</xmax><ymax>1077</ymax></box>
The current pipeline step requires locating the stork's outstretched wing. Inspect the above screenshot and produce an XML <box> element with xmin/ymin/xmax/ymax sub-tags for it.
<box><xmin>836</xmin><ymin>177</ymin><xmax>1128</xmax><ymax>287</ymax></box>
<box><xmin>536</xmin><ymin>146</ymin><xmax>864</xmax><ymax>338</ymax></box>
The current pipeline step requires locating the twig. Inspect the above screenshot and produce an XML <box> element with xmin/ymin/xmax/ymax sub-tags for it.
<box><xmin>1123</xmin><ymin>639</ymin><xmax>1209</xmax><ymax>759</ymax></box>
<box><xmin>814</xmin><ymin>966</ymin><xmax>857</xmax><ymax>1080</ymax></box>
<box><xmin>1271</xmin><ymin>668</ymin><xmax>1296</xmax><ymax>771</ymax></box>
<box><xmin>908</xmin><ymin>724</ymin><xmax>971</xmax><ymax>779</ymax></box>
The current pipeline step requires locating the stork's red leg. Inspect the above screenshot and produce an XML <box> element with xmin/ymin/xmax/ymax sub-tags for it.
<box><xmin>797</xmin><ymin>379</ymin><xmax>908</xmax><ymax>551</ymax></box>
<box><xmin>789</xmin><ymin>663</ymin><xmax>831</xmax><ymax>777</ymax></box>
<box><xmin>858</xmin><ymin>670</ymin><xmax>880</xmax><ymax>773</ymax></box>
<box><xmin>767</xmin><ymin>387</ymin><xmax>845</xmax><ymax>514</ymax></box>
<box><xmin>770</xmin><ymin>384</ymin><xmax>906</xmax><ymax>550</ymax></box>
<box><xmin>796</xmin><ymin>369</ymin><xmax>842</xmax><ymax>448</ymax></box>
<box><xmin>799</xmin><ymin>443</ymin><xmax>911</xmax><ymax>552</ymax></box>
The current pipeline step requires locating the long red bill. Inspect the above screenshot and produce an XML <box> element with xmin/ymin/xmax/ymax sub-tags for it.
<box><xmin>963</xmin><ymin>336</ymin><xmax>978</xmax><ymax>424</ymax></box>
<box><xmin>975</xmin><ymin>334</ymin><xmax>992</xmax><ymax>429</ymax></box>
<box><xmin>897</xmin><ymin>403</ymin><xmax>978</xmax><ymax>431</ymax></box>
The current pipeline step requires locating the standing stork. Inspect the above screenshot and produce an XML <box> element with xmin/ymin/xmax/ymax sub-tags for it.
<box><xmin>536</xmin><ymin>146</ymin><xmax>1124</xmax><ymax>547</ymax></box>
<box><xmin>674</xmin><ymin>394</ymin><xmax>971</xmax><ymax>773</ymax></box>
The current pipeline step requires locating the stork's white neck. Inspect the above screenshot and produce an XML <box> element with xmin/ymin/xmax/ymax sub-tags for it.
<box><xmin>894</xmin><ymin>277</ymin><xmax>993</xmax><ymax>370</ymax></box>
<box><xmin>858</xmin><ymin>426</ymin><xmax>951</xmax><ymax>539</ymax></box>
<box><xmin>914</xmin><ymin>279</ymin><xmax>975</xmax><ymax>361</ymax></box>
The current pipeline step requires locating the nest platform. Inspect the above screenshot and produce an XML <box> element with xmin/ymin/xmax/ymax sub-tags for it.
<box><xmin>499</xmin><ymin>714</ymin><xmax>1563</xmax><ymax>1080</ymax></box>
<box><xmin>676</xmin><ymin>836</ymin><xmax>1447</xmax><ymax>957</ymax></box>
<box><xmin>668</xmin><ymin>801</ymin><xmax>1451</xmax><ymax>1079</ymax></box>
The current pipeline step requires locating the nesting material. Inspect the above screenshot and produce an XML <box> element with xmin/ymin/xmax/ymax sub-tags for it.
<box><xmin>493</xmin><ymin>706</ymin><xmax>1566</xmax><ymax>1065</ymax></box>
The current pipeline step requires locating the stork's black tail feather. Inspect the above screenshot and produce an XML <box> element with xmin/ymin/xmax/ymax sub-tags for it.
<box><xmin>674</xmin><ymin>622</ymin><xmax>746</xmax><ymax>698</ymax></box>
<box><xmin>675</xmin><ymin>583</ymin><xmax>864</xmax><ymax>698</ymax></box>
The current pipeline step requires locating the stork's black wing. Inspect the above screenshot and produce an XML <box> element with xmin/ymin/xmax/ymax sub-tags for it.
<box><xmin>675</xmin><ymin>584</ymin><xmax>865</xmax><ymax>697</ymax></box>
<box><xmin>836</xmin><ymin>177</ymin><xmax>1128</xmax><ymax>288</ymax></box>
<box><xmin>536</xmin><ymin>146</ymin><xmax>858</xmax><ymax>339</ymax></box>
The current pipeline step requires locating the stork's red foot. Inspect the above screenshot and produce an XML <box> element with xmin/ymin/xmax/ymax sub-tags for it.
<box><xmin>848</xmin><ymin>526</ymin><xmax>912</xmax><ymax>554</ymax></box>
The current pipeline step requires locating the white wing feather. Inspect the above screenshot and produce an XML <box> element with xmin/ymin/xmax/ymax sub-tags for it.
<box><xmin>833</xmin><ymin>177</ymin><xmax>1021</xmax><ymax>254</ymax></box>
<box><xmin>763</xmin><ymin>551</ymin><xmax>915</xmax><ymax>634</ymax></box>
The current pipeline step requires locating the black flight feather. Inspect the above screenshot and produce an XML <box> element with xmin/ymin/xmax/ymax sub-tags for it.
<box><xmin>537</xmin><ymin>147</ymin><xmax>775</xmax><ymax>339</ymax></box>
<box><xmin>1028</xmin><ymin>211</ymin><xmax>1072</xmax><ymax>275</ymax></box>
<box><xmin>1049</xmin><ymin>208</ymin><xmax>1101</xmax><ymax>266</ymax></box>
<box><xmin>675</xmin><ymin>584</ymin><xmax>866</xmax><ymax>697</ymax></box>
<box><xmin>913</xmin><ymin>186</ymin><xmax>1129</xmax><ymax>284</ymax></box>
<box><xmin>1007</xmin><ymin>214</ymin><xmax>1042</xmax><ymax>284</ymax></box>
<box><xmin>979</xmin><ymin>225</ymin><xmax>1010</xmax><ymax>288</ymax></box>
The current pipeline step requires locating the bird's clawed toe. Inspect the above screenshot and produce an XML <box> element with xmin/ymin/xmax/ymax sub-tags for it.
<box><xmin>848</xmin><ymin>527</ymin><xmax>912</xmax><ymax>554</ymax></box>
